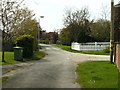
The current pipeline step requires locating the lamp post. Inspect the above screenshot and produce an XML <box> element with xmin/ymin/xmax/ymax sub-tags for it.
<box><xmin>37</xmin><ymin>16</ymin><xmax>44</xmax><ymax>51</ymax></box>
<box><xmin>110</xmin><ymin>0</ymin><xmax>114</xmax><ymax>63</ymax></box>
<box><xmin>38</xmin><ymin>16</ymin><xmax>44</xmax><ymax>40</ymax></box>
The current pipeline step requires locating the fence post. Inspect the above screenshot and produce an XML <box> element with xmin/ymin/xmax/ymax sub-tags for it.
<box><xmin>79</xmin><ymin>43</ymin><xmax>81</xmax><ymax>51</ymax></box>
<box><xmin>95</xmin><ymin>42</ymin><xmax>97</xmax><ymax>51</ymax></box>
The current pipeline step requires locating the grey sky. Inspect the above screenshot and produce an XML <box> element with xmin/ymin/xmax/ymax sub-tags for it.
<box><xmin>24</xmin><ymin>0</ymin><xmax>120</xmax><ymax>32</ymax></box>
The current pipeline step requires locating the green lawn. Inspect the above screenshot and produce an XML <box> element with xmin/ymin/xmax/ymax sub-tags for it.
<box><xmin>1</xmin><ymin>77</ymin><xmax>9</xmax><ymax>86</ymax></box>
<box><xmin>118</xmin><ymin>71</ymin><xmax>120</xmax><ymax>89</ymax></box>
<box><xmin>0</xmin><ymin>52</ymin><xmax>19</xmax><ymax>65</ymax></box>
<box><xmin>53</xmin><ymin>44</ymin><xmax>110</xmax><ymax>55</ymax></box>
<box><xmin>23</xmin><ymin>51</ymin><xmax>45</xmax><ymax>61</ymax></box>
<box><xmin>0</xmin><ymin>51</ymin><xmax>45</xmax><ymax>65</ymax></box>
<box><xmin>76</xmin><ymin>61</ymin><xmax>118</xmax><ymax>88</ymax></box>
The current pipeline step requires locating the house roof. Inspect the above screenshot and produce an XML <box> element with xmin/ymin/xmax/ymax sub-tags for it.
<box><xmin>115</xmin><ymin>3</ymin><xmax>120</xmax><ymax>7</ymax></box>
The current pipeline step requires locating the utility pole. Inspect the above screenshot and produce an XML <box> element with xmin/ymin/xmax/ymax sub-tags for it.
<box><xmin>110</xmin><ymin>0</ymin><xmax>114</xmax><ymax>64</ymax></box>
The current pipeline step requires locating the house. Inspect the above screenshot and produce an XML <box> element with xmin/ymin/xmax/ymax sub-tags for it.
<box><xmin>39</xmin><ymin>30</ymin><xmax>58</xmax><ymax>44</ymax></box>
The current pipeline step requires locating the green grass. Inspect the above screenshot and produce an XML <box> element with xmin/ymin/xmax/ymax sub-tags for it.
<box><xmin>118</xmin><ymin>71</ymin><xmax>120</xmax><ymax>89</ymax></box>
<box><xmin>1</xmin><ymin>77</ymin><xmax>9</xmax><ymax>86</ymax></box>
<box><xmin>76</xmin><ymin>61</ymin><xmax>118</xmax><ymax>88</ymax></box>
<box><xmin>0</xmin><ymin>51</ymin><xmax>45</xmax><ymax>65</ymax></box>
<box><xmin>0</xmin><ymin>52</ymin><xmax>19</xmax><ymax>65</ymax></box>
<box><xmin>53</xmin><ymin>44</ymin><xmax>110</xmax><ymax>55</ymax></box>
<box><xmin>23</xmin><ymin>51</ymin><xmax>45</xmax><ymax>61</ymax></box>
<box><xmin>80</xmin><ymin>51</ymin><xmax>110</xmax><ymax>55</ymax></box>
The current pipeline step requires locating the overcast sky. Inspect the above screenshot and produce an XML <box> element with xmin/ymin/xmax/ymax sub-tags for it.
<box><xmin>24</xmin><ymin>0</ymin><xmax>120</xmax><ymax>32</ymax></box>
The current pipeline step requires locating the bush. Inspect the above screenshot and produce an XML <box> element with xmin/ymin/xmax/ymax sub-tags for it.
<box><xmin>56</xmin><ymin>40</ymin><xmax>62</xmax><ymax>45</ymax></box>
<box><xmin>60</xmin><ymin>38</ymin><xmax>71</xmax><ymax>46</ymax></box>
<box><xmin>103</xmin><ymin>47</ymin><xmax>110</xmax><ymax>53</ymax></box>
<box><xmin>16</xmin><ymin>35</ymin><xmax>34</xmax><ymax>58</ymax></box>
<box><xmin>39</xmin><ymin>40</ymin><xmax>49</xmax><ymax>44</ymax></box>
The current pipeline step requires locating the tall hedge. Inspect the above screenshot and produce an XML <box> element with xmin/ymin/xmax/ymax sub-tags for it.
<box><xmin>16</xmin><ymin>35</ymin><xmax>34</xmax><ymax>58</ymax></box>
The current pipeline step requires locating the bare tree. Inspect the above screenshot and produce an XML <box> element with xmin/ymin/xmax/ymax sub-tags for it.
<box><xmin>0</xmin><ymin>0</ymin><xmax>24</xmax><ymax>62</ymax></box>
<box><xmin>60</xmin><ymin>7</ymin><xmax>93</xmax><ymax>45</ymax></box>
<box><xmin>101</xmin><ymin>4</ymin><xmax>110</xmax><ymax>21</ymax></box>
<box><xmin>90</xmin><ymin>4</ymin><xmax>110</xmax><ymax>42</ymax></box>
<box><xmin>63</xmin><ymin>7</ymin><xmax>90</xmax><ymax>27</ymax></box>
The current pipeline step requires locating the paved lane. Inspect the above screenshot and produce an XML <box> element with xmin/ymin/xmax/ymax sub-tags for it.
<box><xmin>4</xmin><ymin>44</ymin><xmax>79</xmax><ymax>88</ymax></box>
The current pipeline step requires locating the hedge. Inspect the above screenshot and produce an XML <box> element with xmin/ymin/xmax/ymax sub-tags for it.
<box><xmin>39</xmin><ymin>40</ymin><xmax>49</xmax><ymax>44</ymax></box>
<box><xmin>16</xmin><ymin>35</ymin><xmax>34</xmax><ymax>58</ymax></box>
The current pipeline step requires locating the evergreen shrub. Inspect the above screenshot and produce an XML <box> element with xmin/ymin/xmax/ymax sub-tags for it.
<box><xmin>16</xmin><ymin>35</ymin><xmax>34</xmax><ymax>58</ymax></box>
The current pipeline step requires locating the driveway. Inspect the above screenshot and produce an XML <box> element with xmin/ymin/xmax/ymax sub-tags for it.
<box><xmin>3</xmin><ymin>44</ymin><xmax>110</xmax><ymax>88</ymax></box>
<box><xmin>69</xmin><ymin>52</ymin><xmax>109</xmax><ymax>64</ymax></box>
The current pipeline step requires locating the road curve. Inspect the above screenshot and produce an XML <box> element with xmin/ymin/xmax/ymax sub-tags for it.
<box><xmin>3</xmin><ymin>44</ymin><xmax>80</xmax><ymax>88</ymax></box>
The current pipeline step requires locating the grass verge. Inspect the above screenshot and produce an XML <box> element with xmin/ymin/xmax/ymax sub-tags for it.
<box><xmin>1</xmin><ymin>77</ymin><xmax>9</xmax><ymax>86</ymax></box>
<box><xmin>0</xmin><ymin>51</ymin><xmax>45</xmax><ymax>65</ymax></box>
<box><xmin>23</xmin><ymin>51</ymin><xmax>45</xmax><ymax>61</ymax></box>
<box><xmin>76</xmin><ymin>61</ymin><xmax>118</xmax><ymax>88</ymax></box>
<box><xmin>1</xmin><ymin>52</ymin><xmax>18</xmax><ymax>65</ymax></box>
<box><xmin>53</xmin><ymin>44</ymin><xmax>110</xmax><ymax>55</ymax></box>
<box><xmin>118</xmin><ymin>71</ymin><xmax>120</xmax><ymax>90</ymax></box>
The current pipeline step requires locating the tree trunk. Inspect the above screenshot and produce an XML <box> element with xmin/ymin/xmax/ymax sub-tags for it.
<box><xmin>2</xmin><ymin>30</ymin><xmax>5</xmax><ymax>62</ymax></box>
<box><xmin>2</xmin><ymin>51</ymin><xmax>5</xmax><ymax>62</ymax></box>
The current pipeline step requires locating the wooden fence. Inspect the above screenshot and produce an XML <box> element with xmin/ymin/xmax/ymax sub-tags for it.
<box><xmin>71</xmin><ymin>42</ymin><xmax>110</xmax><ymax>51</ymax></box>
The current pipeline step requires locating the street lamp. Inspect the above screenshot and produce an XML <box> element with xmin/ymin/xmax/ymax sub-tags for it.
<box><xmin>38</xmin><ymin>16</ymin><xmax>44</xmax><ymax>40</ymax></box>
<box><xmin>40</xmin><ymin>16</ymin><xmax>44</xmax><ymax>18</ymax></box>
<box><xmin>37</xmin><ymin>16</ymin><xmax>44</xmax><ymax>51</ymax></box>
<box><xmin>111</xmin><ymin>0</ymin><xmax>114</xmax><ymax>2</ymax></box>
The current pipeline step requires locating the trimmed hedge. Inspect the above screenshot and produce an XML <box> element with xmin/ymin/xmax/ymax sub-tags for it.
<box><xmin>39</xmin><ymin>40</ymin><xmax>49</xmax><ymax>44</ymax></box>
<box><xmin>16</xmin><ymin>35</ymin><xmax>34</xmax><ymax>58</ymax></box>
<box><xmin>103</xmin><ymin>47</ymin><xmax>110</xmax><ymax>53</ymax></box>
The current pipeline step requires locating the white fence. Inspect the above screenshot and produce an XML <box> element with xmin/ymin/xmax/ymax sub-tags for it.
<box><xmin>71</xmin><ymin>42</ymin><xmax>110</xmax><ymax>51</ymax></box>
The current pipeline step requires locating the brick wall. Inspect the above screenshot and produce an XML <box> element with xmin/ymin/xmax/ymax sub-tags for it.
<box><xmin>115</xmin><ymin>44</ymin><xmax>120</xmax><ymax>71</ymax></box>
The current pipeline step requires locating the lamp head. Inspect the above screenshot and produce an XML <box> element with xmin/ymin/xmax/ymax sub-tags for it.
<box><xmin>111</xmin><ymin>0</ymin><xmax>114</xmax><ymax>2</ymax></box>
<box><xmin>40</xmin><ymin>16</ymin><xmax>44</xmax><ymax>18</ymax></box>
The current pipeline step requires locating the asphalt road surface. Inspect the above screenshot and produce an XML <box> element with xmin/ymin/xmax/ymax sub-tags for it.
<box><xmin>3</xmin><ymin>44</ymin><xmax>80</xmax><ymax>88</ymax></box>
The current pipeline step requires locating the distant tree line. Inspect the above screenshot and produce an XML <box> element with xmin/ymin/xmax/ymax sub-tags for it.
<box><xmin>59</xmin><ymin>8</ymin><xmax>110</xmax><ymax>46</ymax></box>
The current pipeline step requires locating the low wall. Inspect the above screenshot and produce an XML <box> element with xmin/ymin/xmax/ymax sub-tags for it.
<box><xmin>71</xmin><ymin>42</ymin><xmax>110</xmax><ymax>51</ymax></box>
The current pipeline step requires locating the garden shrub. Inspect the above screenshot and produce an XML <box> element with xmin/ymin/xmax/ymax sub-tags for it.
<box><xmin>56</xmin><ymin>40</ymin><xmax>61</xmax><ymax>45</ymax></box>
<box><xmin>16</xmin><ymin>35</ymin><xmax>34</xmax><ymax>58</ymax></box>
<box><xmin>39</xmin><ymin>40</ymin><xmax>49</xmax><ymax>44</ymax></box>
<box><xmin>60</xmin><ymin>38</ymin><xmax>71</xmax><ymax>46</ymax></box>
<box><xmin>103</xmin><ymin>47</ymin><xmax>110</xmax><ymax>53</ymax></box>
